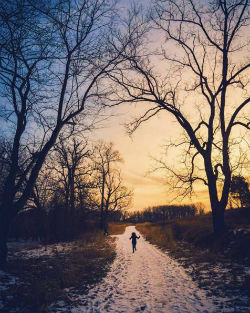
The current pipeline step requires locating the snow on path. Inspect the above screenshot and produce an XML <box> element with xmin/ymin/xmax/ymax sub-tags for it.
<box><xmin>57</xmin><ymin>226</ymin><xmax>220</xmax><ymax>313</ymax></box>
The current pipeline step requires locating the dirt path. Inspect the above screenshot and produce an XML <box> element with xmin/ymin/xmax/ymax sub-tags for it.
<box><xmin>51</xmin><ymin>226</ymin><xmax>220</xmax><ymax>313</ymax></box>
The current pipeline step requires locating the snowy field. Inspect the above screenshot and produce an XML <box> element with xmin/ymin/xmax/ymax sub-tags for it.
<box><xmin>50</xmin><ymin>226</ymin><xmax>224</xmax><ymax>313</ymax></box>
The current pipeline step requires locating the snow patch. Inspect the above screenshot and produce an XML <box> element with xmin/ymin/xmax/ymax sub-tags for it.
<box><xmin>0</xmin><ymin>270</ymin><xmax>19</xmax><ymax>310</ymax></box>
<box><xmin>0</xmin><ymin>270</ymin><xmax>19</xmax><ymax>292</ymax></box>
<box><xmin>8</xmin><ymin>241</ymin><xmax>74</xmax><ymax>259</ymax></box>
<box><xmin>232</xmin><ymin>227</ymin><xmax>250</xmax><ymax>235</ymax></box>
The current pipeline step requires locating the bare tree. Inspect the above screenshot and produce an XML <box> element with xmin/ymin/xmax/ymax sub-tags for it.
<box><xmin>92</xmin><ymin>141</ymin><xmax>133</xmax><ymax>233</ymax></box>
<box><xmin>31</xmin><ymin>166</ymin><xmax>56</xmax><ymax>212</ymax></box>
<box><xmin>103</xmin><ymin>169</ymin><xmax>133</xmax><ymax>223</ymax></box>
<box><xmin>0</xmin><ymin>0</ymin><xmax>137</xmax><ymax>267</ymax></box>
<box><xmin>0</xmin><ymin>136</ymin><xmax>11</xmax><ymax>195</ymax></box>
<box><xmin>108</xmin><ymin>0</ymin><xmax>250</xmax><ymax>234</ymax></box>
<box><xmin>52</xmin><ymin>137</ymin><xmax>91</xmax><ymax>211</ymax></box>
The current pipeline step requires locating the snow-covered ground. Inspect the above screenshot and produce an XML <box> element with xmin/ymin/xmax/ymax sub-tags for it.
<box><xmin>8</xmin><ymin>240</ymin><xmax>73</xmax><ymax>259</ymax></box>
<box><xmin>50</xmin><ymin>226</ymin><xmax>224</xmax><ymax>313</ymax></box>
<box><xmin>0</xmin><ymin>270</ymin><xmax>19</xmax><ymax>311</ymax></box>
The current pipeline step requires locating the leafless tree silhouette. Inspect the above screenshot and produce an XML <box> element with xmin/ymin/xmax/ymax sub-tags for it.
<box><xmin>92</xmin><ymin>141</ymin><xmax>133</xmax><ymax>233</ymax></box>
<box><xmin>52</xmin><ymin>137</ymin><xmax>91</xmax><ymax>212</ymax></box>
<box><xmin>108</xmin><ymin>0</ymin><xmax>250</xmax><ymax>233</ymax></box>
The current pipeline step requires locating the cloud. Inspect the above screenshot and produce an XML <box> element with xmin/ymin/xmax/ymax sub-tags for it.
<box><xmin>123</xmin><ymin>169</ymin><xmax>166</xmax><ymax>187</ymax></box>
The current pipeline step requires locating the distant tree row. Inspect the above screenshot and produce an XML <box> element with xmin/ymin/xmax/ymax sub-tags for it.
<box><xmin>125</xmin><ymin>204</ymin><xmax>204</xmax><ymax>223</ymax></box>
<box><xmin>9</xmin><ymin>200</ymin><xmax>124</xmax><ymax>244</ymax></box>
<box><xmin>127</xmin><ymin>176</ymin><xmax>250</xmax><ymax>224</ymax></box>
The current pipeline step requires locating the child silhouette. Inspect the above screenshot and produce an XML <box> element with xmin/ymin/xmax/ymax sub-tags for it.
<box><xmin>129</xmin><ymin>232</ymin><xmax>140</xmax><ymax>253</ymax></box>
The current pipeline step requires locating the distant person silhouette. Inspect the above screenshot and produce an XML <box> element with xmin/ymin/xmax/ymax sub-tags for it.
<box><xmin>129</xmin><ymin>232</ymin><xmax>140</xmax><ymax>253</ymax></box>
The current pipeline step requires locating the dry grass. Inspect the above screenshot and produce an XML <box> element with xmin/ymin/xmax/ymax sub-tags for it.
<box><xmin>137</xmin><ymin>208</ymin><xmax>250</xmax><ymax>261</ymax></box>
<box><xmin>108</xmin><ymin>222</ymin><xmax>132</xmax><ymax>235</ymax></box>
<box><xmin>3</xmin><ymin>230</ymin><xmax>116</xmax><ymax>313</ymax></box>
<box><xmin>137</xmin><ymin>219</ymin><xmax>219</xmax><ymax>264</ymax></box>
<box><xmin>136</xmin><ymin>222</ymin><xmax>177</xmax><ymax>250</ymax></box>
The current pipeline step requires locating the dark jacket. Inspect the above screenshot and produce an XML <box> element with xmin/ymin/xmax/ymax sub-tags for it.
<box><xmin>130</xmin><ymin>233</ymin><xmax>140</xmax><ymax>245</ymax></box>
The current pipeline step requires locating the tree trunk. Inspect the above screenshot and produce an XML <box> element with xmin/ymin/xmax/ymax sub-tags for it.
<box><xmin>0</xmin><ymin>128</ymin><xmax>61</xmax><ymax>266</ymax></box>
<box><xmin>205</xmin><ymin>157</ymin><xmax>227</xmax><ymax>234</ymax></box>
<box><xmin>100</xmin><ymin>171</ymin><xmax>105</xmax><ymax>230</ymax></box>
<box><xmin>103</xmin><ymin>199</ymin><xmax>110</xmax><ymax>235</ymax></box>
<box><xmin>211</xmin><ymin>207</ymin><xmax>225</xmax><ymax>234</ymax></box>
<box><xmin>69</xmin><ymin>172</ymin><xmax>75</xmax><ymax>212</ymax></box>
<box><xmin>0</xmin><ymin>206</ymin><xmax>12</xmax><ymax>269</ymax></box>
<box><xmin>102</xmin><ymin>213</ymin><xmax>108</xmax><ymax>235</ymax></box>
<box><xmin>0</xmin><ymin>229</ymin><xmax>8</xmax><ymax>269</ymax></box>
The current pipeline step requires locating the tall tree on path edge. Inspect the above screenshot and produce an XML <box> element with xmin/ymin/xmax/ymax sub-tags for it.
<box><xmin>108</xmin><ymin>0</ymin><xmax>250</xmax><ymax>233</ymax></box>
<box><xmin>0</xmin><ymin>0</ymin><xmax>141</xmax><ymax>268</ymax></box>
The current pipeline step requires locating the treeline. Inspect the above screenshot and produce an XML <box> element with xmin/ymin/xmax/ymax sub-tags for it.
<box><xmin>0</xmin><ymin>137</ymin><xmax>132</xmax><ymax>243</ymax></box>
<box><xmin>9</xmin><ymin>206</ymin><xmax>123</xmax><ymax>244</ymax></box>
<box><xmin>125</xmin><ymin>204</ymin><xmax>205</xmax><ymax>223</ymax></box>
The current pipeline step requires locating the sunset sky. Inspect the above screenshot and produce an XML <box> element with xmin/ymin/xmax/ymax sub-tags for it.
<box><xmin>90</xmin><ymin>102</ymin><xmax>211</xmax><ymax>211</ymax></box>
<box><xmin>92</xmin><ymin>94</ymin><xmax>249</xmax><ymax>211</ymax></box>
<box><xmin>1</xmin><ymin>0</ymin><xmax>248</xmax><ymax>213</ymax></box>
<box><xmin>87</xmin><ymin>0</ymin><xmax>250</xmax><ymax>212</ymax></box>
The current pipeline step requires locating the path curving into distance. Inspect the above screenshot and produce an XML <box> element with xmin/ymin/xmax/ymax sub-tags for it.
<box><xmin>52</xmin><ymin>226</ymin><xmax>220</xmax><ymax>313</ymax></box>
